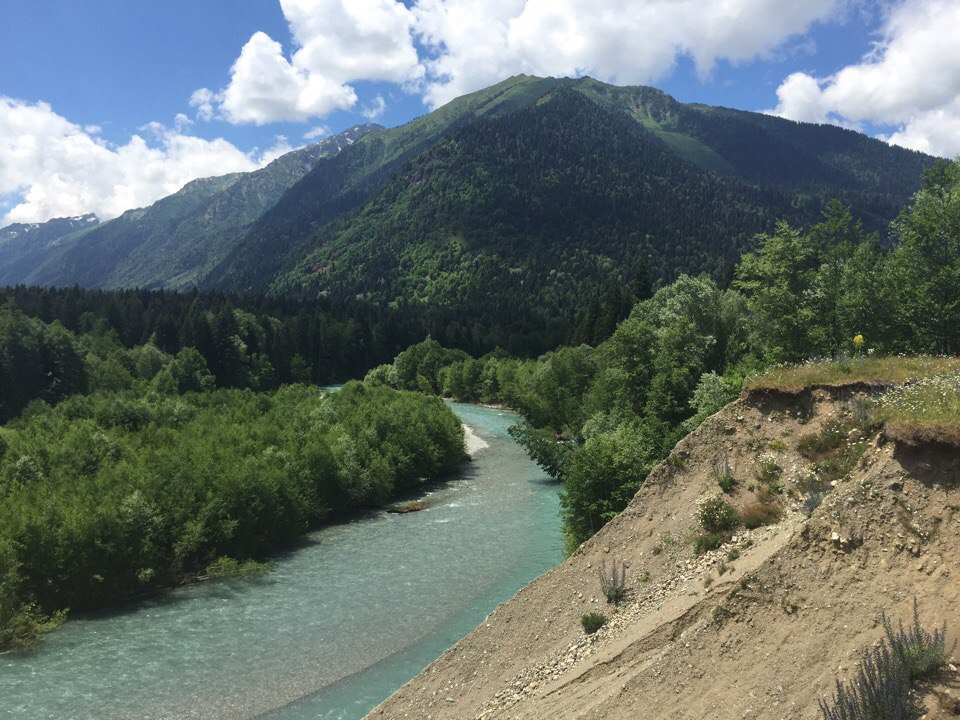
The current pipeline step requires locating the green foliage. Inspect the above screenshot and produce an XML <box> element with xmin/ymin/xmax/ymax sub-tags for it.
<box><xmin>581</xmin><ymin>612</ymin><xmax>607</xmax><ymax>635</ymax></box>
<box><xmin>797</xmin><ymin>421</ymin><xmax>851</xmax><ymax>459</ymax></box>
<box><xmin>560</xmin><ymin>422</ymin><xmax>665</xmax><ymax>551</ymax></box>
<box><xmin>694</xmin><ymin>533</ymin><xmax>723</xmax><ymax>555</ymax></box>
<box><xmin>202</xmin><ymin>557</ymin><xmax>273</xmax><ymax>579</ymax></box>
<box><xmin>714</xmin><ymin>455</ymin><xmax>735</xmax><ymax>493</ymax></box>
<box><xmin>0</xmin><ymin>304</ymin><xmax>87</xmax><ymax>421</ymax></box>
<box><xmin>0</xmin><ymin>381</ymin><xmax>465</xmax><ymax>650</ymax></box>
<box><xmin>697</xmin><ymin>495</ymin><xmax>741</xmax><ymax>535</ymax></box>
<box><xmin>883</xmin><ymin>599</ymin><xmax>956</xmax><ymax>682</ymax></box>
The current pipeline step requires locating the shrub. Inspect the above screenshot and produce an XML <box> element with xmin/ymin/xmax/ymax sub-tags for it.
<box><xmin>694</xmin><ymin>532</ymin><xmax>723</xmax><ymax>555</ymax></box>
<box><xmin>740</xmin><ymin>501</ymin><xmax>782</xmax><ymax>529</ymax></box>
<box><xmin>819</xmin><ymin>600</ymin><xmax>955</xmax><ymax>720</ymax></box>
<box><xmin>802</xmin><ymin>493</ymin><xmax>824</xmax><ymax>517</ymax></box>
<box><xmin>884</xmin><ymin>599</ymin><xmax>956</xmax><ymax>682</ymax></box>
<box><xmin>712</xmin><ymin>604</ymin><xmax>733</xmax><ymax>627</ymax></box>
<box><xmin>202</xmin><ymin>557</ymin><xmax>273</xmax><ymax>579</ymax></box>
<box><xmin>581</xmin><ymin>612</ymin><xmax>607</xmax><ymax>635</ymax></box>
<box><xmin>714</xmin><ymin>455</ymin><xmax>735</xmax><ymax>493</ymax></box>
<box><xmin>598</xmin><ymin>559</ymin><xmax>628</xmax><ymax>605</ymax></box>
<box><xmin>697</xmin><ymin>495</ymin><xmax>741</xmax><ymax>534</ymax></box>
<box><xmin>755</xmin><ymin>453</ymin><xmax>783</xmax><ymax>486</ymax></box>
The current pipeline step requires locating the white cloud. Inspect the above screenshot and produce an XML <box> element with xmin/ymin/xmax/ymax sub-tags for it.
<box><xmin>0</xmin><ymin>97</ymin><xmax>284</xmax><ymax>226</ymax></box>
<box><xmin>198</xmin><ymin>0</ymin><xmax>421</xmax><ymax>125</ymax></box>
<box><xmin>413</xmin><ymin>0</ymin><xmax>841</xmax><ymax>107</ymax></box>
<box><xmin>361</xmin><ymin>94</ymin><xmax>387</xmax><ymax>120</ymax></box>
<box><xmin>304</xmin><ymin>124</ymin><xmax>331</xmax><ymax>140</ymax></box>
<box><xmin>770</xmin><ymin>0</ymin><xmax>960</xmax><ymax>157</ymax></box>
<box><xmin>218</xmin><ymin>31</ymin><xmax>357</xmax><ymax>124</ymax></box>
<box><xmin>203</xmin><ymin>0</ymin><xmax>837</xmax><ymax>122</ymax></box>
<box><xmin>189</xmin><ymin>88</ymin><xmax>218</xmax><ymax>122</ymax></box>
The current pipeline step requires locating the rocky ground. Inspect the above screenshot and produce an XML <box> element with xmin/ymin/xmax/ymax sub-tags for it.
<box><xmin>366</xmin><ymin>385</ymin><xmax>960</xmax><ymax>720</ymax></box>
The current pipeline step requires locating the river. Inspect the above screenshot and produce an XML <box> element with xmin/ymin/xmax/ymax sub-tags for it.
<box><xmin>0</xmin><ymin>403</ymin><xmax>564</xmax><ymax>720</ymax></box>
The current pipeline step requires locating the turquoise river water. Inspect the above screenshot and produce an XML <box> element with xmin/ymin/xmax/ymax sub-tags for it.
<box><xmin>0</xmin><ymin>403</ymin><xmax>564</xmax><ymax>720</ymax></box>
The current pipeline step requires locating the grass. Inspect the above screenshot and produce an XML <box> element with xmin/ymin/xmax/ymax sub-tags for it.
<box><xmin>740</xmin><ymin>500</ymin><xmax>783</xmax><ymax>529</ymax></box>
<box><xmin>581</xmin><ymin>612</ymin><xmax>607</xmax><ymax>635</ymax></box>
<box><xmin>797</xmin><ymin>420</ymin><xmax>850</xmax><ymax>458</ymax></box>
<box><xmin>796</xmin><ymin>420</ymin><xmax>870</xmax><ymax>498</ymax></box>
<box><xmin>746</xmin><ymin>356</ymin><xmax>960</xmax><ymax>393</ymax></box>
<box><xmin>875</xmin><ymin>372</ymin><xmax>960</xmax><ymax>446</ymax></box>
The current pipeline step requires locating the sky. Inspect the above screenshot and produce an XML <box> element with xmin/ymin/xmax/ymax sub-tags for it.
<box><xmin>1</xmin><ymin>0</ymin><xmax>959</xmax><ymax>226</ymax></box>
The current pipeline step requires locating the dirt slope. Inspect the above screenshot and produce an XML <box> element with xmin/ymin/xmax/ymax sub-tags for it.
<box><xmin>366</xmin><ymin>386</ymin><xmax>960</xmax><ymax>720</ymax></box>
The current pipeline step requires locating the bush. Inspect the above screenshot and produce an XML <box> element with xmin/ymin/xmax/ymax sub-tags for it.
<box><xmin>884</xmin><ymin>599</ymin><xmax>956</xmax><ymax>682</ymax></box>
<box><xmin>202</xmin><ymin>557</ymin><xmax>273</xmax><ymax>579</ymax></box>
<box><xmin>798</xmin><ymin>421</ymin><xmax>849</xmax><ymax>459</ymax></box>
<box><xmin>581</xmin><ymin>612</ymin><xmax>607</xmax><ymax>635</ymax></box>
<box><xmin>714</xmin><ymin>455</ymin><xmax>735</xmax><ymax>493</ymax></box>
<box><xmin>697</xmin><ymin>495</ymin><xmax>741</xmax><ymax>534</ymax></box>
<box><xmin>694</xmin><ymin>532</ymin><xmax>723</xmax><ymax>555</ymax></box>
<box><xmin>739</xmin><ymin>501</ymin><xmax>782</xmax><ymax>529</ymax></box>
<box><xmin>598</xmin><ymin>559</ymin><xmax>628</xmax><ymax>605</ymax></box>
<box><xmin>819</xmin><ymin>600</ymin><xmax>955</xmax><ymax>720</ymax></box>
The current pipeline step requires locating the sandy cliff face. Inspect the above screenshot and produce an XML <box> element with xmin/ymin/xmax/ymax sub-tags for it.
<box><xmin>367</xmin><ymin>386</ymin><xmax>960</xmax><ymax>720</ymax></box>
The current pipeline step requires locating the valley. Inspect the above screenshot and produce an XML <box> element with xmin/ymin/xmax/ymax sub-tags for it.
<box><xmin>2</xmin><ymin>63</ymin><xmax>959</xmax><ymax>720</ymax></box>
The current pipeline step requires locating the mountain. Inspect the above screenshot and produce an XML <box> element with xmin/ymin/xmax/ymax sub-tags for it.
<box><xmin>15</xmin><ymin>123</ymin><xmax>381</xmax><ymax>290</ymax></box>
<box><xmin>2</xmin><ymin>77</ymin><xmax>935</xmax><ymax>324</ymax></box>
<box><xmin>209</xmin><ymin>76</ymin><xmax>933</xmax><ymax>326</ymax></box>
<box><xmin>0</xmin><ymin>214</ymin><xmax>99</xmax><ymax>286</ymax></box>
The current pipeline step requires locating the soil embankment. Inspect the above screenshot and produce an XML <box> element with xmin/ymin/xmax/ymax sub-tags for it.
<box><xmin>368</xmin><ymin>386</ymin><xmax>960</xmax><ymax>720</ymax></box>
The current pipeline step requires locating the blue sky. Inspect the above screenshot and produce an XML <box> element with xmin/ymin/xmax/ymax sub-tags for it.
<box><xmin>2</xmin><ymin>0</ymin><xmax>958</xmax><ymax>225</ymax></box>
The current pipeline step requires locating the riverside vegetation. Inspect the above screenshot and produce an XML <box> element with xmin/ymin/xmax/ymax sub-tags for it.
<box><xmin>366</xmin><ymin>159</ymin><xmax>960</xmax><ymax>552</ymax></box>
<box><xmin>0</xmin><ymin>308</ymin><xmax>465</xmax><ymax>648</ymax></box>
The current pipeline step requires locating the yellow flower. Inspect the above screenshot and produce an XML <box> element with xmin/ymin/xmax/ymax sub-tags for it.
<box><xmin>853</xmin><ymin>333</ymin><xmax>865</xmax><ymax>350</ymax></box>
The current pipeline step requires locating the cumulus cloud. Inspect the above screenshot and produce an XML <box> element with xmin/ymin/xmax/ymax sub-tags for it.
<box><xmin>198</xmin><ymin>0</ymin><xmax>421</xmax><ymax>124</ymax></box>
<box><xmin>770</xmin><ymin>0</ymin><xmax>960</xmax><ymax>157</ymax></box>
<box><xmin>361</xmin><ymin>94</ymin><xmax>388</xmax><ymax>120</ymax></box>
<box><xmin>303</xmin><ymin>125</ymin><xmax>331</xmax><ymax>140</ymax></box>
<box><xmin>200</xmin><ymin>0</ymin><xmax>839</xmax><ymax>122</ymax></box>
<box><xmin>0</xmin><ymin>97</ymin><xmax>284</xmax><ymax>226</ymax></box>
<box><xmin>412</xmin><ymin>0</ymin><xmax>840</xmax><ymax>107</ymax></box>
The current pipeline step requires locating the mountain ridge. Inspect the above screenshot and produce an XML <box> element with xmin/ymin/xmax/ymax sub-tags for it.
<box><xmin>7</xmin><ymin>123</ymin><xmax>382</xmax><ymax>290</ymax></box>
<box><xmin>0</xmin><ymin>76</ymin><xmax>936</xmax><ymax>312</ymax></box>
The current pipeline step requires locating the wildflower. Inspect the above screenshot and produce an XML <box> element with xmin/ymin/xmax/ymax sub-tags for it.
<box><xmin>853</xmin><ymin>333</ymin><xmax>865</xmax><ymax>351</ymax></box>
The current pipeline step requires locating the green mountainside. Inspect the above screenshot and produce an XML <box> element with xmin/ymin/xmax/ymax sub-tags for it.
<box><xmin>1</xmin><ymin>76</ymin><xmax>934</xmax><ymax>325</ymax></box>
<box><xmin>0</xmin><ymin>214</ymin><xmax>99</xmax><ymax>286</ymax></box>
<box><xmin>13</xmin><ymin>124</ymin><xmax>381</xmax><ymax>290</ymax></box>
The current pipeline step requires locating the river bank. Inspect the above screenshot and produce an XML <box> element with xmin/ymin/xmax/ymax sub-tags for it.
<box><xmin>0</xmin><ymin>403</ymin><xmax>564</xmax><ymax>720</ymax></box>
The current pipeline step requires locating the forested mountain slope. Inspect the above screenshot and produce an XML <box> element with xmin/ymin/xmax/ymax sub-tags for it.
<box><xmin>10</xmin><ymin>124</ymin><xmax>380</xmax><ymax>291</ymax></box>
<box><xmin>207</xmin><ymin>76</ymin><xmax>934</xmax><ymax>322</ymax></box>
<box><xmin>2</xmin><ymin>76</ymin><xmax>934</xmax><ymax>321</ymax></box>
<box><xmin>0</xmin><ymin>214</ymin><xmax>99</xmax><ymax>286</ymax></box>
<box><xmin>271</xmin><ymin>90</ymin><xmax>787</xmax><ymax>315</ymax></box>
